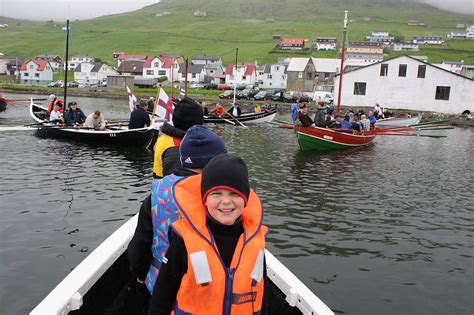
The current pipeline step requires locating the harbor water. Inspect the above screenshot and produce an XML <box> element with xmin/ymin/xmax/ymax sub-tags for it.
<box><xmin>0</xmin><ymin>94</ymin><xmax>473</xmax><ymax>314</ymax></box>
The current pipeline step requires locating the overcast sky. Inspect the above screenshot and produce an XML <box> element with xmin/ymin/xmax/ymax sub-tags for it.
<box><xmin>0</xmin><ymin>0</ymin><xmax>472</xmax><ymax>21</ymax></box>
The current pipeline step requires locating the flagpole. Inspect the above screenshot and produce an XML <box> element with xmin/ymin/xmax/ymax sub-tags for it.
<box><xmin>184</xmin><ymin>58</ymin><xmax>188</xmax><ymax>97</ymax></box>
<box><xmin>336</xmin><ymin>10</ymin><xmax>348</xmax><ymax>113</ymax></box>
<box><xmin>170</xmin><ymin>65</ymin><xmax>174</xmax><ymax>100</ymax></box>
<box><xmin>233</xmin><ymin>48</ymin><xmax>238</xmax><ymax>105</ymax></box>
<box><xmin>152</xmin><ymin>84</ymin><xmax>160</xmax><ymax>121</ymax></box>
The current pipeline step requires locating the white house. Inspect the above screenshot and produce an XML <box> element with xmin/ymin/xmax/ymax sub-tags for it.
<box><xmin>372</xmin><ymin>31</ymin><xmax>389</xmax><ymax>37</ymax></box>
<box><xmin>345</xmin><ymin>52</ymin><xmax>384</xmax><ymax>67</ymax></box>
<box><xmin>315</xmin><ymin>38</ymin><xmax>337</xmax><ymax>51</ymax></box>
<box><xmin>412</xmin><ymin>36</ymin><xmax>444</xmax><ymax>45</ymax></box>
<box><xmin>334</xmin><ymin>55</ymin><xmax>474</xmax><ymax>114</ymax></box>
<box><xmin>433</xmin><ymin>60</ymin><xmax>465</xmax><ymax>75</ymax></box>
<box><xmin>142</xmin><ymin>55</ymin><xmax>183</xmax><ymax>81</ymax></box>
<box><xmin>225</xmin><ymin>64</ymin><xmax>256</xmax><ymax>87</ymax></box>
<box><xmin>177</xmin><ymin>64</ymin><xmax>206</xmax><ymax>83</ymax></box>
<box><xmin>191</xmin><ymin>56</ymin><xmax>223</xmax><ymax>66</ymax></box>
<box><xmin>73</xmin><ymin>62</ymin><xmax>118</xmax><ymax>85</ymax></box>
<box><xmin>35</xmin><ymin>54</ymin><xmax>63</xmax><ymax>71</ymax></box>
<box><xmin>255</xmin><ymin>65</ymin><xmax>266</xmax><ymax>86</ymax></box>
<box><xmin>259</xmin><ymin>63</ymin><xmax>288</xmax><ymax>89</ymax></box>
<box><xmin>20</xmin><ymin>59</ymin><xmax>53</xmax><ymax>85</ymax></box>
<box><xmin>393</xmin><ymin>42</ymin><xmax>419</xmax><ymax>52</ymax></box>
<box><xmin>68</xmin><ymin>54</ymin><xmax>94</xmax><ymax>71</ymax></box>
<box><xmin>466</xmin><ymin>25</ymin><xmax>474</xmax><ymax>39</ymax></box>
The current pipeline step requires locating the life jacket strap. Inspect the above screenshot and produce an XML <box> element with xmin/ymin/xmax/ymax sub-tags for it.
<box><xmin>250</xmin><ymin>249</ymin><xmax>264</xmax><ymax>286</ymax></box>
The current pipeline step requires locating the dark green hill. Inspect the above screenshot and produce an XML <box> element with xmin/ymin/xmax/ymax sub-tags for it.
<box><xmin>0</xmin><ymin>0</ymin><xmax>473</xmax><ymax>65</ymax></box>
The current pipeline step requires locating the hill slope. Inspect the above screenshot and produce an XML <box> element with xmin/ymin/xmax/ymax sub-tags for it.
<box><xmin>0</xmin><ymin>0</ymin><xmax>473</xmax><ymax>65</ymax></box>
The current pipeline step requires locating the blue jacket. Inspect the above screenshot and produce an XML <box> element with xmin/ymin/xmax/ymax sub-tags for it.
<box><xmin>65</xmin><ymin>108</ymin><xmax>86</xmax><ymax>125</ymax></box>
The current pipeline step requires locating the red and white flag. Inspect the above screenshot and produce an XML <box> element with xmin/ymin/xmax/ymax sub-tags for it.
<box><xmin>126</xmin><ymin>85</ymin><xmax>137</xmax><ymax>112</ymax></box>
<box><xmin>156</xmin><ymin>88</ymin><xmax>174</xmax><ymax>121</ymax></box>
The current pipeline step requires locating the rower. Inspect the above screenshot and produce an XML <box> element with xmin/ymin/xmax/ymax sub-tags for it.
<box><xmin>128</xmin><ymin>100</ymin><xmax>151</xmax><ymax>129</ymax></box>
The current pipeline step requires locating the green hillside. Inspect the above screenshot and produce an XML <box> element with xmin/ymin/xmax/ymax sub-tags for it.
<box><xmin>0</xmin><ymin>0</ymin><xmax>473</xmax><ymax>65</ymax></box>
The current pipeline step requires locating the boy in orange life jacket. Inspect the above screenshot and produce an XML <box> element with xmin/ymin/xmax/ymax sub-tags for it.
<box><xmin>148</xmin><ymin>154</ymin><xmax>268</xmax><ymax>315</ymax></box>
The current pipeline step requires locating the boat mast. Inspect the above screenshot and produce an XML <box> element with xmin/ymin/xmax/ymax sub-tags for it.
<box><xmin>336</xmin><ymin>10</ymin><xmax>348</xmax><ymax>113</ymax></box>
<box><xmin>63</xmin><ymin>19</ymin><xmax>70</xmax><ymax>106</ymax></box>
<box><xmin>233</xmin><ymin>47</ymin><xmax>238</xmax><ymax>105</ymax></box>
<box><xmin>184</xmin><ymin>58</ymin><xmax>188</xmax><ymax>97</ymax></box>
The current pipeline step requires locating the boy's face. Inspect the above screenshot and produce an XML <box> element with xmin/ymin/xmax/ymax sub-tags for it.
<box><xmin>205</xmin><ymin>188</ymin><xmax>245</xmax><ymax>225</ymax></box>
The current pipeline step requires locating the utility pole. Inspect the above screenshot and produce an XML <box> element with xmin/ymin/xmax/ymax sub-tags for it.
<box><xmin>233</xmin><ymin>48</ymin><xmax>238</xmax><ymax>105</ymax></box>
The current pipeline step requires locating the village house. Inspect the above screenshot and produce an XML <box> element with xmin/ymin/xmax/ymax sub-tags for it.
<box><xmin>73</xmin><ymin>62</ymin><xmax>118</xmax><ymax>85</ymax></box>
<box><xmin>0</xmin><ymin>55</ymin><xmax>23</xmax><ymax>75</ymax></box>
<box><xmin>20</xmin><ymin>59</ymin><xmax>53</xmax><ymax>85</ymax></box>
<box><xmin>112</xmin><ymin>51</ymin><xmax>124</xmax><ymax>58</ymax></box>
<box><xmin>433</xmin><ymin>60</ymin><xmax>465</xmax><ymax>75</ymax></box>
<box><xmin>117</xmin><ymin>60</ymin><xmax>145</xmax><ymax>76</ymax></box>
<box><xmin>67</xmin><ymin>54</ymin><xmax>94</xmax><ymax>71</ymax></box>
<box><xmin>142</xmin><ymin>55</ymin><xmax>184</xmax><ymax>81</ymax></box>
<box><xmin>311</xmin><ymin>57</ymin><xmax>340</xmax><ymax>92</ymax></box>
<box><xmin>315</xmin><ymin>38</ymin><xmax>337</xmax><ymax>51</ymax></box>
<box><xmin>286</xmin><ymin>57</ymin><xmax>316</xmax><ymax>92</ymax></box>
<box><xmin>371</xmin><ymin>31</ymin><xmax>390</xmax><ymax>37</ymax></box>
<box><xmin>393</xmin><ymin>42</ymin><xmax>420</xmax><ymax>52</ymax></box>
<box><xmin>412</xmin><ymin>36</ymin><xmax>444</xmax><ymax>45</ymax></box>
<box><xmin>461</xmin><ymin>65</ymin><xmax>474</xmax><ymax>79</ymax></box>
<box><xmin>259</xmin><ymin>63</ymin><xmax>288</xmax><ymax>89</ymax></box>
<box><xmin>278</xmin><ymin>38</ymin><xmax>305</xmax><ymax>50</ymax></box>
<box><xmin>191</xmin><ymin>56</ymin><xmax>224</xmax><ymax>79</ymax></box>
<box><xmin>178</xmin><ymin>64</ymin><xmax>206</xmax><ymax>83</ymax></box>
<box><xmin>35</xmin><ymin>54</ymin><xmax>63</xmax><ymax>71</ymax></box>
<box><xmin>345</xmin><ymin>52</ymin><xmax>384</xmax><ymax>68</ymax></box>
<box><xmin>115</xmin><ymin>54</ymin><xmax>147</xmax><ymax>67</ymax></box>
<box><xmin>255</xmin><ymin>65</ymin><xmax>266</xmax><ymax>86</ymax></box>
<box><xmin>466</xmin><ymin>25</ymin><xmax>474</xmax><ymax>39</ymax></box>
<box><xmin>225</xmin><ymin>63</ymin><xmax>256</xmax><ymax>87</ymax></box>
<box><xmin>407</xmin><ymin>19</ymin><xmax>424</xmax><ymax>26</ymax></box>
<box><xmin>347</xmin><ymin>41</ymin><xmax>384</xmax><ymax>54</ymax></box>
<box><xmin>333</xmin><ymin>55</ymin><xmax>474</xmax><ymax>114</ymax></box>
<box><xmin>193</xmin><ymin>11</ymin><xmax>207</xmax><ymax>17</ymax></box>
<box><xmin>447</xmin><ymin>31</ymin><xmax>468</xmax><ymax>39</ymax></box>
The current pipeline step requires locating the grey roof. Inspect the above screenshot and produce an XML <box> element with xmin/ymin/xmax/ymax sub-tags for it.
<box><xmin>117</xmin><ymin>60</ymin><xmax>144</xmax><ymax>73</ymax></box>
<box><xmin>178</xmin><ymin>64</ymin><xmax>205</xmax><ymax>74</ymax></box>
<box><xmin>263</xmin><ymin>64</ymin><xmax>271</xmax><ymax>73</ymax></box>
<box><xmin>443</xmin><ymin>60</ymin><xmax>464</xmax><ymax>65</ymax></box>
<box><xmin>91</xmin><ymin>62</ymin><xmax>103</xmax><ymax>72</ymax></box>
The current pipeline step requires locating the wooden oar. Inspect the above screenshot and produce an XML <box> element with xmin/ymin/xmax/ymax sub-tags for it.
<box><xmin>226</xmin><ymin>112</ymin><xmax>248</xmax><ymax>129</ymax></box>
<box><xmin>205</xmin><ymin>115</ymin><xmax>236</xmax><ymax>125</ymax></box>
<box><xmin>409</xmin><ymin>119</ymin><xmax>450</xmax><ymax>127</ymax></box>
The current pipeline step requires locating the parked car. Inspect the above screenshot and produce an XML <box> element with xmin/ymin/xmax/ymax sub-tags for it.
<box><xmin>219</xmin><ymin>90</ymin><xmax>234</xmax><ymax>99</ymax></box>
<box><xmin>313</xmin><ymin>91</ymin><xmax>334</xmax><ymax>103</ymax></box>
<box><xmin>237</xmin><ymin>88</ymin><xmax>258</xmax><ymax>100</ymax></box>
<box><xmin>271</xmin><ymin>91</ymin><xmax>284</xmax><ymax>102</ymax></box>
<box><xmin>203</xmin><ymin>83</ymin><xmax>218</xmax><ymax>90</ymax></box>
<box><xmin>47</xmin><ymin>80</ymin><xmax>63</xmax><ymax>87</ymax></box>
<box><xmin>283</xmin><ymin>92</ymin><xmax>310</xmax><ymax>103</ymax></box>
<box><xmin>189</xmin><ymin>83</ymin><xmax>205</xmax><ymax>89</ymax></box>
<box><xmin>67</xmin><ymin>81</ymin><xmax>79</xmax><ymax>88</ymax></box>
<box><xmin>253</xmin><ymin>90</ymin><xmax>274</xmax><ymax>101</ymax></box>
<box><xmin>217</xmin><ymin>84</ymin><xmax>232</xmax><ymax>90</ymax></box>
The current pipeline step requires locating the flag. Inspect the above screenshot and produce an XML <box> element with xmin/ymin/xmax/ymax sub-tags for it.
<box><xmin>179</xmin><ymin>88</ymin><xmax>186</xmax><ymax>96</ymax></box>
<box><xmin>156</xmin><ymin>88</ymin><xmax>174</xmax><ymax>121</ymax></box>
<box><xmin>126</xmin><ymin>85</ymin><xmax>137</xmax><ymax>112</ymax></box>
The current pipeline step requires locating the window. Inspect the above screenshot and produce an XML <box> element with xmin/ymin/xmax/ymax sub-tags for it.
<box><xmin>276</xmin><ymin>66</ymin><xmax>279</xmax><ymax>71</ymax></box>
<box><xmin>158</xmin><ymin>70</ymin><xmax>166</xmax><ymax>75</ymax></box>
<box><xmin>306</xmin><ymin>72</ymin><xmax>312</xmax><ymax>80</ymax></box>
<box><xmin>380</xmin><ymin>64</ymin><xmax>388</xmax><ymax>76</ymax></box>
<box><xmin>192</xmin><ymin>73</ymin><xmax>196</xmax><ymax>78</ymax></box>
<box><xmin>23</xmin><ymin>73</ymin><xmax>29</xmax><ymax>77</ymax></box>
<box><xmin>146</xmin><ymin>70</ymin><xmax>154</xmax><ymax>75</ymax></box>
<box><xmin>29</xmin><ymin>65</ymin><xmax>34</xmax><ymax>69</ymax></box>
<box><xmin>398</xmin><ymin>64</ymin><xmax>407</xmax><ymax>77</ymax></box>
<box><xmin>417</xmin><ymin>65</ymin><xmax>426</xmax><ymax>78</ymax></box>
<box><xmin>354</xmin><ymin>82</ymin><xmax>367</xmax><ymax>95</ymax></box>
<box><xmin>35</xmin><ymin>73</ymin><xmax>40</xmax><ymax>77</ymax></box>
<box><xmin>242</xmin><ymin>76</ymin><xmax>246</xmax><ymax>80</ymax></box>
<box><xmin>268</xmin><ymin>75</ymin><xmax>272</xmax><ymax>79</ymax></box>
<box><xmin>298</xmin><ymin>72</ymin><xmax>303</xmax><ymax>79</ymax></box>
<box><xmin>324</xmin><ymin>73</ymin><xmax>329</xmax><ymax>78</ymax></box>
<box><xmin>154</xmin><ymin>62</ymin><xmax>159</xmax><ymax>67</ymax></box>
<box><xmin>435</xmin><ymin>86</ymin><xmax>450</xmax><ymax>100</ymax></box>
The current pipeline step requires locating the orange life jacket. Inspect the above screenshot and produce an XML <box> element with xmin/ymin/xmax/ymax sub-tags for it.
<box><xmin>47</xmin><ymin>99</ymin><xmax>64</xmax><ymax>115</ymax></box>
<box><xmin>211</xmin><ymin>106</ymin><xmax>225</xmax><ymax>117</ymax></box>
<box><xmin>171</xmin><ymin>175</ymin><xmax>267</xmax><ymax>315</ymax></box>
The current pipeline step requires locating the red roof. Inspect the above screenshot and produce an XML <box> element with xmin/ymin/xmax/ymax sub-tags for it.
<box><xmin>20</xmin><ymin>59</ymin><xmax>50</xmax><ymax>71</ymax></box>
<box><xmin>143</xmin><ymin>55</ymin><xmax>178</xmax><ymax>69</ymax></box>
<box><xmin>117</xmin><ymin>54</ymin><xmax>147</xmax><ymax>61</ymax></box>
<box><xmin>225</xmin><ymin>64</ymin><xmax>255</xmax><ymax>76</ymax></box>
<box><xmin>281</xmin><ymin>38</ymin><xmax>305</xmax><ymax>46</ymax></box>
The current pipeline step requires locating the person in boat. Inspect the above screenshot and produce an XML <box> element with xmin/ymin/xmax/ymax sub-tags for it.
<box><xmin>200</xmin><ymin>101</ymin><xmax>209</xmax><ymax>116</ymax></box>
<box><xmin>351</xmin><ymin>115</ymin><xmax>362</xmax><ymax>132</ymax></box>
<box><xmin>227</xmin><ymin>102</ymin><xmax>242</xmax><ymax>117</ymax></box>
<box><xmin>49</xmin><ymin>103</ymin><xmax>64</xmax><ymax>124</ymax></box>
<box><xmin>360</xmin><ymin>114</ymin><xmax>371</xmax><ymax>131</ymax></box>
<box><xmin>128</xmin><ymin>126</ymin><xmax>227</xmax><ymax>312</ymax></box>
<box><xmin>295</xmin><ymin>103</ymin><xmax>315</xmax><ymax>127</ymax></box>
<box><xmin>129</xmin><ymin>99</ymin><xmax>151</xmax><ymax>129</ymax></box>
<box><xmin>153</xmin><ymin>97</ymin><xmax>204</xmax><ymax>179</ymax></box>
<box><xmin>147</xmin><ymin>154</ymin><xmax>268</xmax><ymax>315</ymax></box>
<box><xmin>83</xmin><ymin>110</ymin><xmax>106</xmax><ymax>130</ymax></box>
<box><xmin>313</xmin><ymin>101</ymin><xmax>326</xmax><ymax>127</ymax></box>
<box><xmin>64</xmin><ymin>101</ymin><xmax>86</xmax><ymax>126</ymax></box>
<box><xmin>209</xmin><ymin>102</ymin><xmax>225</xmax><ymax>117</ymax></box>
<box><xmin>47</xmin><ymin>94</ymin><xmax>64</xmax><ymax>116</ymax></box>
<box><xmin>290</xmin><ymin>99</ymin><xmax>299</xmax><ymax>124</ymax></box>
<box><xmin>374</xmin><ymin>103</ymin><xmax>384</xmax><ymax>119</ymax></box>
<box><xmin>368</xmin><ymin>111</ymin><xmax>377</xmax><ymax>127</ymax></box>
<box><xmin>254</xmin><ymin>103</ymin><xmax>261</xmax><ymax>113</ymax></box>
<box><xmin>147</xmin><ymin>97</ymin><xmax>155</xmax><ymax>113</ymax></box>
<box><xmin>339</xmin><ymin>116</ymin><xmax>353</xmax><ymax>133</ymax></box>
<box><xmin>262</xmin><ymin>99</ymin><xmax>273</xmax><ymax>113</ymax></box>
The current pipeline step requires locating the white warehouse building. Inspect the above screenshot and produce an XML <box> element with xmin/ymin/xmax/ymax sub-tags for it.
<box><xmin>334</xmin><ymin>55</ymin><xmax>474</xmax><ymax>114</ymax></box>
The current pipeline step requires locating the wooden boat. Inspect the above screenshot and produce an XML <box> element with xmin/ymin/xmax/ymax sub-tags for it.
<box><xmin>296</xmin><ymin>126</ymin><xmax>376</xmax><ymax>151</ymax></box>
<box><xmin>30</xmin><ymin>214</ymin><xmax>334</xmax><ymax>315</ymax></box>
<box><xmin>375</xmin><ymin>116</ymin><xmax>422</xmax><ymax>128</ymax></box>
<box><xmin>30</xmin><ymin>101</ymin><xmax>160</xmax><ymax>147</ymax></box>
<box><xmin>204</xmin><ymin>108</ymin><xmax>277</xmax><ymax>124</ymax></box>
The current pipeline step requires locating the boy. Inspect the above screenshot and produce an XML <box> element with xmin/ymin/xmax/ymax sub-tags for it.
<box><xmin>128</xmin><ymin>126</ymin><xmax>227</xmax><ymax>310</ymax></box>
<box><xmin>49</xmin><ymin>103</ymin><xmax>64</xmax><ymax>124</ymax></box>
<box><xmin>148</xmin><ymin>154</ymin><xmax>268</xmax><ymax>315</ymax></box>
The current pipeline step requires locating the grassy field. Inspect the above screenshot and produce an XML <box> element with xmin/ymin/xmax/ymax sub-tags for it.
<box><xmin>0</xmin><ymin>0</ymin><xmax>473</xmax><ymax>66</ymax></box>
